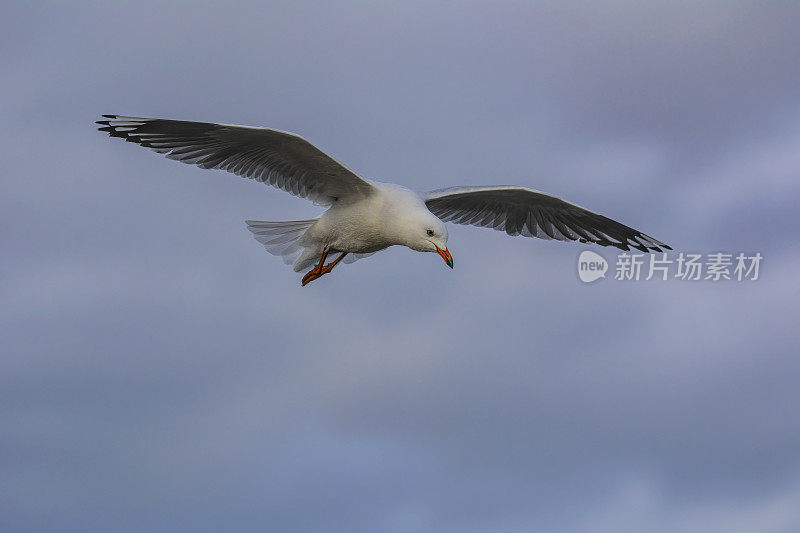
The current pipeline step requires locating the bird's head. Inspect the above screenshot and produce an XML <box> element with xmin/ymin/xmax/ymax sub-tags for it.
<box><xmin>405</xmin><ymin>214</ymin><xmax>453</xmax><ymax>268</ymax></box>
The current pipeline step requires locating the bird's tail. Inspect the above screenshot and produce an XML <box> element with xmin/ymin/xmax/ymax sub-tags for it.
<box><xmin>245</xmin><ymin>218</ymin><xmax>318</xmax><ymax>266</ymax></box>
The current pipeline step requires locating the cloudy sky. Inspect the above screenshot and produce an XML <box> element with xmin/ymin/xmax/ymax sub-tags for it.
<box><xmin>3</xmin><ymin>2</ymin><xmax>800</xmax><ymax>531</ymax></box>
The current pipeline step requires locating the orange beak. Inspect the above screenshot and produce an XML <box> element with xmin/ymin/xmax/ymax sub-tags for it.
<box><xmin>435</xmin><ymin>245</ymin><xmax>454</xmax><ymax>269</ymax></box>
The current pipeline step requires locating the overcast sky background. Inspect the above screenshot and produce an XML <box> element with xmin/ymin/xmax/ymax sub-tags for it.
<box><xmin>3</xmin><ymin>2</ymin><xmax>800</xmax><ymax>532</ymax></box>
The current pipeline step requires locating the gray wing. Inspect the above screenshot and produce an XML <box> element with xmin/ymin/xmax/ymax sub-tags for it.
<box><xmin>97</xmin><ymin>115</ymin><xmax>374</xmax><ymax>205</ymax></box>
<box><xmin>424</xmin><ymin>186</ymin><xmax>670</xmax><ymax>252</ymax></box>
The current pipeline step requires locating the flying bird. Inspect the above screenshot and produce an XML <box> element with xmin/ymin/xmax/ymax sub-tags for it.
<box><xmin>97</xmin><ymin>115</ymin><xmax>670</xmax><ymax>285</ymax></box>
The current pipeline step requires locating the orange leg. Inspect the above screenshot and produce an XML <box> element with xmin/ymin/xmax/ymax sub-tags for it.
<box><xmin>301</xmin><ymin>250</ymin><xmax>348</xmax><ymax>286</ymax></box>
<box><xmin>320</xmin><ymin>252</ymin><xmax>347</xmax><ymax>274</ymax></box>
<box><xmin>301</xmin><ymin>248</ymin><xmax>329</xmax><ymax>286</ymax></box>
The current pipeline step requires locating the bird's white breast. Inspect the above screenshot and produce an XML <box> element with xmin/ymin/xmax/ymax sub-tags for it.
<box><xmin>312</xmin><ymin>182</ymin><xmax>429</xmax><ymax>253</ymax></box>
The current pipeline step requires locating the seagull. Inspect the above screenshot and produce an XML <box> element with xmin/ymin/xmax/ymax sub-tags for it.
<box><xmin>97</xmin><ymin>115</ymin><xmax>671</xmax><ymax>285</ymax></box>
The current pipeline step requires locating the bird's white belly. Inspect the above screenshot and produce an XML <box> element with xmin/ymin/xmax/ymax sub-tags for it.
<box><xmin>309</xmin><ymin>201</ymin><xmax>396</xmax><ymax>254</ymax></box>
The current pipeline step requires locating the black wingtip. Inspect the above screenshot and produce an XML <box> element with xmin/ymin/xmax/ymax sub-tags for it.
<box><xmin>97</xmin><ymin>115</ymin><xmax>117</xmax><ymax>131</ymax></box>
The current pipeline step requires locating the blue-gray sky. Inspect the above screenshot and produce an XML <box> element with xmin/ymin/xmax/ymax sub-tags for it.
<box><xmin>2</xmin><ymin>2</ymin><xmax>800</xmax><ymax>532</ymax></box>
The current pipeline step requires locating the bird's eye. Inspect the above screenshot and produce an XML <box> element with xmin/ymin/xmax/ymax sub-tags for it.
<box><xmin>426</xmin><ymin>229</ymin><xmax>434</xmax><ymax>237</ymax></box>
